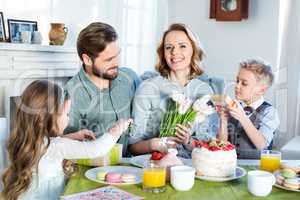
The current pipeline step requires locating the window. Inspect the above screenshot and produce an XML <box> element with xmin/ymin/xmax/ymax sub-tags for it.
<box><xmin>120</xmin><ymin>0</ymin><xmax>158</xmax><ymax>74</ymax></box>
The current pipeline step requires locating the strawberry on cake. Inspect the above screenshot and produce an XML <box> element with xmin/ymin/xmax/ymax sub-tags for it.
<box><xmin>191</xmin><ymin>139</ymin><xmax>237</xmax><ymax>177</ymax></box>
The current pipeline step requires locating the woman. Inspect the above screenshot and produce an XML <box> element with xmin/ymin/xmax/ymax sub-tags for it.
<box><xmin>128</xmin><ymin>23</ymin><xmax>223</xmax><ymax>158</ymax></box>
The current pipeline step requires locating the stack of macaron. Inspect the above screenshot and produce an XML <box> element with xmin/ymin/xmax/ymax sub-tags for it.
<box><xmin>276</xmin><ymin>163</ymin><xmax>300</xmax><ymax>190</ymax></box>
<box><xmin>96</xmin><ymin>171</ymin><xmax>136</xmax><ymax>184</ymax></box>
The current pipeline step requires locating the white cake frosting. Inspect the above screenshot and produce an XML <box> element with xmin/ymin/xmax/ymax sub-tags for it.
<box><xmin>192</xmin><ymin>147</ymin><xmax>237</xmax><ymax>177</ymax></box>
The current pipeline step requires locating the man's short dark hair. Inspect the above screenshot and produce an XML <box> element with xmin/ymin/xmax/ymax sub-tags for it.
<box><xmin>77</xmin><ymin>22</ymin><xmax>118</xmax><ymax>61</ymax></box>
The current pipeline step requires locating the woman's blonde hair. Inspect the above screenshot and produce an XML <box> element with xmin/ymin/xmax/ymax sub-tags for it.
<box><xmin>155</xmin><ymin>23</ymin><xmax>204</xmax><ymax>78</ymax></box>
<box><xmin>1</xmin><ymin>80</ymin><xmax>64</xmax><ymax>200</ymax></box>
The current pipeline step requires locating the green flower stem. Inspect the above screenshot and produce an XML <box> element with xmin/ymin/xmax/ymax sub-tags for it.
<box><xmin>159</xmin><ymin>101</ymin><xmax>200</xmax><ymax>137</ymax></box>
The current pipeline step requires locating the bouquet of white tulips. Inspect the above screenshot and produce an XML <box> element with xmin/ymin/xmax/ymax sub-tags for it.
<box><xmin>159</xmin><ymin>92</ymin><xmax>214</xmax><ymax>137</ymax></box>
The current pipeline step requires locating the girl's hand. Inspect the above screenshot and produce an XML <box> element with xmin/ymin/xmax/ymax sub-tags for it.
<box><xmin>64</xmin><ymin>129</ymin><xmax>96</xmax><ymax>141</ymax></box>
<box><xmin>108</xmin><ymin>118</ymin><xmax>133</xmax><ymax>139</ymax></box>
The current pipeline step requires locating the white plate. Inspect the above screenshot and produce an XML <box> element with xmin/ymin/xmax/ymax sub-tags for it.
<box><xmin>273</xmin><ymin>171</ymin><xmax>300</xmax><ymax>192</ymax></box>
<box><xmin>85</xmin><ymin>166</ymin><xmax>142</xmax><ymax>185</ymax></box>
<box><xmin>195</xmin><ymin>166</ymin><xmax>247</xmax><ymax>182</ymax></box>
<box><xmin>274</xmin><ymin>183</ymin><xmax>300</xmax><ymax>192</ymax></box>
<box><xmin>130</xmin><ymin>154</ymin><xmax>193</xmax><ymax>168</ymax></box>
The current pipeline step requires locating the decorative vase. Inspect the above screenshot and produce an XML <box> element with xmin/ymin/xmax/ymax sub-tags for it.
<box><xmin>48</xmin><ymin>23</ymin><xmax>68</xmax><ymax>45</ymax></box>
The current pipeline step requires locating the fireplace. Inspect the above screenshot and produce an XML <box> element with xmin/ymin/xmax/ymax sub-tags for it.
<box><xmin>0</xmin><ymin>43</ymin><xmax>80</xmax><ymax>179</ymax></box>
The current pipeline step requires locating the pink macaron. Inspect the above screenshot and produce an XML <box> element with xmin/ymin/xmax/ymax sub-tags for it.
<box><xmin>105</xmin><ymin>172</ymin><xmax>122</xmax><ymax>183</ymax></box>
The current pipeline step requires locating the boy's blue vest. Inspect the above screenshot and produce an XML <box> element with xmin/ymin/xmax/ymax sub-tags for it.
<box><xmin>228</xmin><ymin>101</ymin><xmax>273</xmax><ymax>159</ymax></box>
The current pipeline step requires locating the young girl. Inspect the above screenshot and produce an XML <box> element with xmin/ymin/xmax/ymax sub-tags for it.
<box><xmin>1</xmin><ymin>80</ymin><xmax>132</xmax><ymax>200</ymax></box>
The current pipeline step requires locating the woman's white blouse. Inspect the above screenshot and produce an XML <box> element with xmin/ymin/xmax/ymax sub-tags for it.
<box><xmin>129</xmin><ymin>76</ymin><xmax>218</xmax><ymax>158</ymax></box>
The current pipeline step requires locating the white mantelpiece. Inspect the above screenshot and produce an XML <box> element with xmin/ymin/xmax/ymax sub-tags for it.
<box><xmin>0</xmin><ymin>42</ymin><xmax>80</xmax><ymax>120</ymax></box>
<box><xmin>0</xmin><ymin>43</ymin><xmax>79</xmax><ymax>78</ymax></box>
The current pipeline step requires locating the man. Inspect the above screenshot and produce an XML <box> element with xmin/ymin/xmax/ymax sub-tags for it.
<box><xmin>64</xmin><ymin>22</ymin><xmax>140</xmax><ymax>155</ymax></box>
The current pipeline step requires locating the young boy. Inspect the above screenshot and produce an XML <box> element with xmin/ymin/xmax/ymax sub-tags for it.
<box><xmin>217</xmin><ymin>59</ymin><xmax>280</xmax><ymax>159</ymax></box>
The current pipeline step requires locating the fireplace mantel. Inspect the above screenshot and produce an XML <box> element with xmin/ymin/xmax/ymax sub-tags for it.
<box><xmin>0</xmin><ymin>43</ymin><xmax>80</xmax><ymax>79</ymax></box>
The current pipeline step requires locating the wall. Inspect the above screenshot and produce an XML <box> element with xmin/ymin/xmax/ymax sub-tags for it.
<box><xmin>0</xmin><ymin>0</ymin><xmax>123</xmax><ymax>46</ymax></box>
<box><xmin>168</xmin><ymin>0</ymin><xmax>280</xmax><ymax>101</ymax></box>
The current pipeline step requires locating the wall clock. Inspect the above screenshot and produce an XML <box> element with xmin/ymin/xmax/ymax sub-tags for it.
<box><xmin>210</xmin><ymin>0</ymin><xmax>249</xmax><ymax>21</ymax></box>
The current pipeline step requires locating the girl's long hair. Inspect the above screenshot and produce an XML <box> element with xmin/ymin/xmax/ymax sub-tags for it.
<box><xmin>1</xmin><ymin>80</ymin><xmax>63</xmax><ymax>200</ymax></box>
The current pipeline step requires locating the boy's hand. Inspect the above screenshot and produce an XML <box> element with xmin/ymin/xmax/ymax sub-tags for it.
<box><xmin>64</xmin><ymin>129</ymin><xmax>96</xmax><ymax>141</ymax></box>
<box><xmin>108</xmin><ymin>118</ymin><xmax>133</xmax><ymax>139</ymax></box>
<box><xmin>227</xmin><ymin>100</ymin><xmax>248</xmax><ymax>121</ymax></box>
<box><xmin>217</xmin><ymin>108</ymin><xmax>229</xmax><ymax>123</ymax></box>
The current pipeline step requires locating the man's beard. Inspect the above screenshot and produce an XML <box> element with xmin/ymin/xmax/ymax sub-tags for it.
<box><xmin>92</xmin><ymin>65</ymin><xmax>119</xmax><ymax>80</ymax></box>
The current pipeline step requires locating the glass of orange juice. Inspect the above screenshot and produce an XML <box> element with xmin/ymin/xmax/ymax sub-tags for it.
<box><xmin>260</xmin><ymin>150</ymin><xmax>281</xmax><ymax>172</ymax></box>
<box><xmin>143</xmin><ymin>162</ymin><xmax>166</xmax><ymax>193</ymax></box>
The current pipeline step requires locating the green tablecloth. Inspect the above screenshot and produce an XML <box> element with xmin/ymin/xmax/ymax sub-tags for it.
<box><xmin>63</xmin><ymin>165</ymin><xmax>299</xmax><ymax>200</ymax></box>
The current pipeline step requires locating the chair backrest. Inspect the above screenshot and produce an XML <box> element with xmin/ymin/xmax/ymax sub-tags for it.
<box><xmin>140</xmin><ymin>71</ymin><xmax>159</xmax><ymax>81</ymax></box>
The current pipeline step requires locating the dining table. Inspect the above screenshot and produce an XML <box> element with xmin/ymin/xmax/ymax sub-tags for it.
<box><xmin>63</xmin><ymin>159</ymin><xmax>300</xmax><ymax>200</ymax></box>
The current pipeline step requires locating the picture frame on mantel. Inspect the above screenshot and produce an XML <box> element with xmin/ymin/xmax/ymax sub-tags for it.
<box><xmin>7</xmin><ymin>19</ymin><xmax>38</xmax><ymax>43</ymax></box>
<box><xmin>0</xmin><ymin>12</ymin><xmax>6</xmax><ymax>42</ymax></box>
<box><xmin>210</xmin><ymin>0</ymin><xmax>249</xmax><ymax>21</ymax></box>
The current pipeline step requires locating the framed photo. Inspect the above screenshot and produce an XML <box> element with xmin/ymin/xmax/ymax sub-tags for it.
<box><xmin>0</xmin><ymin>12</ymin><xmax>6</xmax><ymax>42</ymax></box>
<box><xmin>7</xmin><ymin>19</ymin><xmax>38</xmax><ymax>43</ymax></box>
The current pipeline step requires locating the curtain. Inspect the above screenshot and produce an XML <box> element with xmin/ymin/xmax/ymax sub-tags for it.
<box><xmin>276</xmin><ymin>0</ymin><xmax>300</xmax><ymax>146</ymax></box>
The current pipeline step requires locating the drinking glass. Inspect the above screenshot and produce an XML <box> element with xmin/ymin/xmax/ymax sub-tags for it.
<box><xmin>260</xmin><ymin>150</ymin><xmax>281</xmax><ymax>172</ymax></box>
<box><xmin>210</xmin><ymin>94</ymin><xmax>227</xmax><ymax>112</ymax></box>
<box><xmin>143</xmin><ymin>161</ymin><xmax>166</xmax><ymax>193</ymax></box>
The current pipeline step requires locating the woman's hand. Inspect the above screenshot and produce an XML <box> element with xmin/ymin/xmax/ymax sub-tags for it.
<box><xmin>108</xmin><ymin>118</ymin><xmax>133</xmax><ymax>139</ymax></box>
<box><xmin>150</xmin><ymin>138</ymin><xmax>168</xmax><ymax>153</ymax></box>
<box><xmin>173</xmin><ymin>124</ymin><xmax>191</xmax><ymax>145</ymax></box>
<box><xmin>63</xmin><ymin>129</ymin><xmax>96</xmax><ymax>141</ymax></box>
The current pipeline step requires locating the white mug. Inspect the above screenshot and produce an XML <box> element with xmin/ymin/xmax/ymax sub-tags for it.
<box><xmin>247</xmin><ymin>170</ymin><xmax>275</xmax><ymax>197</ymax></box>
<box><xmin>20</xmin><ymin>31</ymin><xmax>31</xmax><ymax>43</ymax></box>
<box><xmin>170</xmin><ymin>166</ymin><xmax>195</xmax><ymax>191</ymax></box>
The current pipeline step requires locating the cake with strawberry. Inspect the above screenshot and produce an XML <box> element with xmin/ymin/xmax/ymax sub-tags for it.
<box><xmin>191</xmin><ymin>139</ymin><xmax>237</xmax><ymax>177</ymax></box>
